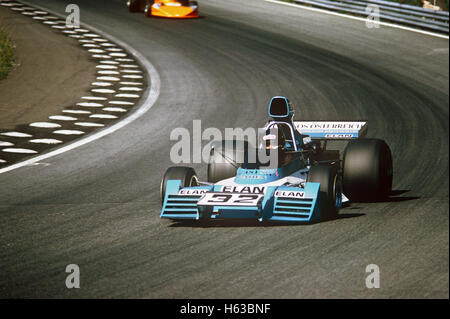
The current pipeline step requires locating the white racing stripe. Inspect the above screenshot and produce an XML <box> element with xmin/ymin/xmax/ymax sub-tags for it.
<box><xmin>109</xmin><ymin>53</ymin><xmax>127</xmax><ymax>57</ymax></box>
<box><xmin>1</xmin><ymin>132</ymin><xmax>32</xmax><ymax>138</ymax></box>
<box><xmin>2</xmin><ymin>148</ymin><xmax>37</xmax><ymax>154</ymax></box>
<box><xmin>29</xmin><ymin>139</ymin><xmax>63</xmax><ymax>144</ymax></box>
<box><xmin>122</xmin><ymin>75</ymin><xmax>143</xmax><ymax>79</ymax></box>
<box><xmin>103</xmin><ymin>107</ymin><xmax>127</xmax><ymax>113</ymax></box>
<box><xmin>75</xmin><ymin>122</ymin><xmax>105</xmax><ymax>127</ymax></box>
<box><xmin>49</xmin><ymin>115</ymin><xmax>77</xmax><ymax>121</ymax></box>
<box><xmin>91</xmin><ymin>88</ymin><xmax>116</xmax><ymax>94</ymax></box>
<box><xmin>115</xmin><ymin>93</ymin><xmax>140</xmax><ymax>98</ymax></box>
<box><xmin>81</xmin><ymin>96</ymin><xmax>108</xmax><ymax>100</ymax></box>
<box><xmin>53</xmin><ymin>130</ymin><xmax>85</xmax><ymax>135</ymax></box>
<box><xmin>0</xmin><ymin>1</ymin><xmax>161</xmax><ymax>175</ymax></box>
<box><xmin>96</xmin><ymin>76</ymin><xmax>120</xmax><ymax>81</ymax></box>
<box><xmin>119</xmin><ymin>87</ymin><xmax>142</xmax><ymax>91</ymax></box>
<box><xmin>107</xmin><ymin>48</ymin><xmax>123</xmax><ymax>52</ymax></box>
<box><xmin>91</xmin><ymin>82</ymin><xmax>113</xmax><ymax>87</ymax></box>
<box><xmin>121</xmin><ymin>69</ymin><xmax>143</xmax><ymax>74</ymax></box>
<box><xmin>100</xmin><ymin>60</ymin><xmax>119</xmax><ymax>65</ymax></box>
<box><xmin>97</xmin><ymin>70</ymin><xmax>120</xmax><ymax>75</ymax></box>
<box><xmin>109</xmin><ymin>101</ymin><xmax>135</xmax><ymax>105</ymax></box>
<box><xmin>83</xmin><ymin>43</ymin><xmax>100</xmax><ymax>48</ymax></box>
<box><xmin>0</xmin><ymin>141</ymin><xmax>14</xmax><ymax>147</ymax></box>
<box><xmin>89</xmin><ymin>114</ymin><xmax>118</xmax><ymax>119</ymax></box>
<box><xmin>96</xmin><ymin>65</ymin><xmax>118</xmax><ymax>69</ymax></box>
<box><xmin>92</xmin><ymin>55</ymin><xmax>112</xmax><ymax>59</ymax></box>
<box><xmin>89</xmin><ymin>49</ymin><xmax>106</xmax><ymax>54</ymax></box>
<box><xmin>115</xmin><ymin>58</ymin><xmax>134</xmax><ymax>62</ymax></box>
<box><xmin>63</xmin><ymin>109</ymin><xmax>91</xmax><ymax>114</ymax></box>
<box><xmin>77</xmin><ymin>102</ymin><xmax>104</xmax><ymax>107</ymax></box>
<box><xmin>120</xmin><ymin>81</ymin><xmax>143</xmax><ymax>86</ymax></box>
<box><xmin>29</xmin><ymin>122</ymin><xmax>62</xmax><ymax>128</ymax></box>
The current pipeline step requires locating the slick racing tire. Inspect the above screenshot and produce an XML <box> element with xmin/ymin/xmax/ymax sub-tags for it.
<box><xmin>127</xmin><ymin>0</ymin><xmax>146</xmax><ymax>12</ymax></box>
<box><xmin>207</xmin><ymin>140</ymin><xmax>248</xmax><ymax>183</ymax></box>
<box><xmin>144</xmin><ymin>0</ymin><xmax>154</xmax><ymax>17</ymax></box>
<box><xmin>343</xmin><ymin>138</ymin><xmax>393</xmax><ymax>202</ymax></box>
<box><xmin>160</xmin><ymin>167</ymin><xmax>199</xmax><ymax>204</ymax></box>
<box><xmin>307</xmin><ymin>165</ymin><xmax>342</xmax><ymax>221</ymax></box>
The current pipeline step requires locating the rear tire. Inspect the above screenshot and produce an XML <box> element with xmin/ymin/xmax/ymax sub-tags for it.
<box><xmin>160</xmin><ymin>167</ymin><xmax>199</xmax><ymax>204</ymax></box>
<box><xmin>144</xmin><ymin>1</ymin><xmax>154</xmax><ymax>17</ymax></box>
<box><xmin>127</xmin><ymin>0</ymin><xmax>146</xmax><ymax>12</ymax></box>
<box><xmin>207</xmin><ymin>140</ymin><xmax>247</xmax><ymax>183</ymax></box>
<box><xmin>343</xmin><ymin>138</ymin><xmax>393</xmax><ymax>202</ymax></box>
<box><xmin>307</xmin><ymin>165</ymin><xmax>342</xmax><ymax>221</ymax></box>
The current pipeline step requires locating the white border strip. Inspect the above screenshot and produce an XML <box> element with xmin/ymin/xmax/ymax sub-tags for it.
<box><xmin>0</xmin><ymin>2</ymin><xmax>161</xmax><ymax>175</ymax></box>
<box><xmin>264</xmin><ymin>0</ymin><xmax>449</xmax><ymax>39</ymax></box>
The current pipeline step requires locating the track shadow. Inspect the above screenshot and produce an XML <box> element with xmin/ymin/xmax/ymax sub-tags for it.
<box><xmin>387</xmin><ymin>189</ymin><xmax>421</xmax><ymax>202</ymax></box>
<box><xmin>149</xmin><ymin>15</ymin><xmax>205</xmax><ymax>20</ymax></box>
<box><xmin>347</xmin><ymin>190</ymin><xmax>420</xmax><ymax>203</ymax></box>
<box><xmin>168</xmin><ymin>211</ymin><xmax>364</xmax><ymax>228</ymax></box>
<box><xmin>390</xmin><ymin>190</ymin><xmax>410</xmax><ymax>196</ymax></box>
<box><xmin>387</xmin><ymin>196</ymin><xmax>421</xmax><ymax>202</ymax></box>
<box><xmin>335</xmin><ymin>213</ymin><xmax>365</xmax><ymax>220</ymax></box>
<box><xmin>169</xmin><ymin>220</ymin><xmax>302</xmax><ymax>228</ymax></box>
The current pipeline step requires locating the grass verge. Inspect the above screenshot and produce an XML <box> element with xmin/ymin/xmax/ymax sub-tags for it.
<box><xmin>0</xmin><ymin>28</ymin><xmax>14</xmax><ymax>80</ymax></box>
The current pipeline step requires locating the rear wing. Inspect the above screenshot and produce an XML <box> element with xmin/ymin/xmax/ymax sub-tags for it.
<box><xmin>294</xmin><ymin>121</ymin><xmax>368</xmax><ymax>140</ymax></box>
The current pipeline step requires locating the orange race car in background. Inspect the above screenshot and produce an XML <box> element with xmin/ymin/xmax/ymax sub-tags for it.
<box><xmin>127</xmin><ymin>0</ymin><xmax>199</xmax><ymax>19</ymax></box>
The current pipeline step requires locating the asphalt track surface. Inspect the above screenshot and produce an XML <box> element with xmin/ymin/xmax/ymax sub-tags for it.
<box><xmin>0</xmin><ymin>0</ymin><xmax>448</xmax><ymax>298</ymax></box>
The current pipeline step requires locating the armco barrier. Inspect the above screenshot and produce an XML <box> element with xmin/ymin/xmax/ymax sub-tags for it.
<box><xmin>291</xmin><ymin>0</ymin><xmax>449</xmax><ymax>33</ymax></box>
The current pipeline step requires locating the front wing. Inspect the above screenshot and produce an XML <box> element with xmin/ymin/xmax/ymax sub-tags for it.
<box><xmin>160</xmin><ymin>180</ymin><xmax>321</xmax><ymax>222</ymax></box>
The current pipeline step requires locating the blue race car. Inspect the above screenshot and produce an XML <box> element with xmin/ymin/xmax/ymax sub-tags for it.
<box><xmin>160</xmin><ymin>96</ymin><xmax>393</xmax><ymax>223</ymax></box>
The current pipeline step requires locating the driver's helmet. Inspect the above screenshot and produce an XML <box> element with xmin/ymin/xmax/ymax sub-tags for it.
<box><xmin>263</xmin><ymin>130</ymin><xmax>286</xmax><ymax>151</ymax></box>
<box><xmin>263</xmin><ymin>131</ymin><xmax>293</xmax><ymax>167</ymax></box>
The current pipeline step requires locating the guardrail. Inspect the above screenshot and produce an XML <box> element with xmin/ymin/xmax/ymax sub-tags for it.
<box><xmin>290</xmin><ymin>0</ymin><xmax>449</xmax><ymax>33</ymax></box>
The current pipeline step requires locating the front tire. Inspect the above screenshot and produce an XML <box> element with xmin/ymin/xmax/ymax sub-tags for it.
<box><xmin>307</xmin><ymin>165</ymin><xmax>342</xmax><ymax>221</ymax></box>
<box><xmin>343</xmin><ymin>138</ymin><xmax>393</xmax><ymax>202</ymax></box>
<box><xmin>160</xmin><ymin>167</ymin><xmax>199</xmax><ymax>204</ymax></box>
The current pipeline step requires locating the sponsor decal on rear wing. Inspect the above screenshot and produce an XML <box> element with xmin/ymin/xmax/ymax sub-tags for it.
<box><xmin>294</xmin><ymin>121</ymin><xmax>368</xmax><ymax>140</ymax></box>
